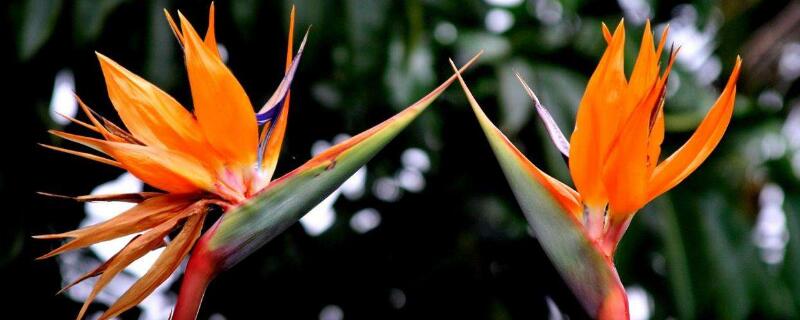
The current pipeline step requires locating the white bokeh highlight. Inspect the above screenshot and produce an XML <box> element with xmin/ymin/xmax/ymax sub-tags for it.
<box><xmin>49</xmin><ymin>69</ymin><xmax>77</xmax><ymax>126</ymax></box>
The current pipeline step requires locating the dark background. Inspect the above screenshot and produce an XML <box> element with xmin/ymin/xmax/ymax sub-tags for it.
<box><xmin>4</xmin><ymin>0</ymin><xmax>800</xmax><ymax>319</ymax></box>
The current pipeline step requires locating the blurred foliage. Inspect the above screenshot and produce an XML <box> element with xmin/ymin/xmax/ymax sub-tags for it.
<box><xmin>4</xmin><ymin>0</ymin><xmax>800</xmax><ymax>319</ymax></box>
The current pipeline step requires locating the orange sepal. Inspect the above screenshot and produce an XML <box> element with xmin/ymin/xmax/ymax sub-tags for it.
<box><xmin>51</xmin><ymin>131</ymin><xmax>214</xmax><ymax>193</ymax></box>
<box><xmin>568</xmin><ymin>20</ymin><xmax>626</xmax><ymax>208</ymax></box>
<box><xmin>75</xmin><ymin>219</ymin><xmax>180</xmax><ymax>320</ymax></box>
<box><xmin>99</xmin><ymin>212</ymin><xmax>206</xmax><ymax>320</ymax></box>
<box><xmin>204</xmin><ymin>2</ymin><xmax>221</xmax><ymax>58</ymax></box>
<box><xmin>39</xmin><ymin>143</ymin><xmax>122</xmax><ymax>168</ymax></box>
<box><xmin>646</xmin><ymin>57</ymin><xmax>742</xmax><ymax>201</ymax></box>
<box><xmin>96</xmin><ymin>53</ymin><xmax>219</xmax><ymax>168</ymax></box>
<box><xmin>180</xmin><ymin>13</ymin><xmax>258</xmax><ymax>168</ymax></box>
<box><xmin>603</xmin><ymin>75</ymin><xmax>668</xmax><ymax>214</ymax></box>
<box><xmin>34</xmin><ymin>194</ymin><xmax>197</xmax><ymax>259</ymax></box>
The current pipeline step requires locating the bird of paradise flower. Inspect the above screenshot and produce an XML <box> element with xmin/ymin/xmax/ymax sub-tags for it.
<box><xmin>37</xmin><ymin>4</ymin><xmax>480</xmax><ymax>319</ymax></box>
<box><xmin>450</xmin><ymin>20</ymin><xmax>740</xmax><ymax>319</ymax></box>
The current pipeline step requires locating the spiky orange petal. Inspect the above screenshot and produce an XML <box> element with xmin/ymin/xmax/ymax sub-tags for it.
<box><xmin>204</xmin><ymin>2</ymin><xmax>220</xmax><ymax>59</ymax></box>
<box><xmin>646</xmin><ymin>57</ymin><xmax>741</xmax><ymax>201</ymax></box>
<box><xmin>34</xmin><ymin>194</ymin><xmax>197</xmax><ymax>259</ymax></box>
<box><xmin>603</xmin><ymin>75</ymin><xmax>668</xmax><ymax>214</ymax></box>
<box><xmin>568</xmin><ymin>21</ymin><xmax>626</xmax><ymax>208</ymax></box>
<box><xmin>180</xmin><ymin>13</ymin><xmax>258</xmax><ymax>169</ymax></box>
<box><xmin>39</xmin><ymin>143</ymin><xmax>123</xmax><ymax>168</ymax></box>
<box><xmin>96</xmin><ymin>53</ymin><xmax>219</xmax><ymax>169</ymax></box>
<box><xmin>99</xmin><ymin>212</ymin><xmax>206</xmax><ymax>320</ymax></box>
<box><xmin>51</xmin><ymin>131</ymin><xmax>214</xmax><ymax>193</ymax></box>
<box><xmin>76</xmin><ymin>219</ymin><xmax>181</xmax><ymax>320</ymax></box>
<box><xmin>601</xmin><ymin>23</ymin><xmax>667</xmax><ymax>214</ymax></box>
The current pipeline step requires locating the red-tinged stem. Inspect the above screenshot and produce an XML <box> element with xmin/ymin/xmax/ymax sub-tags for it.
<box><xmin>597</xmin><ymin>262</ymin><xmax>630</xmax><ymax>320</ymax></box>
<box><xmin>601</xmin><ymin>215</ymin><xmax>632</xmax><ymax>257</ymax></box>
<box><xmin>173</xmin><ymin>246</ymin><xmax>217</xmax><ymax>320</ymax></box>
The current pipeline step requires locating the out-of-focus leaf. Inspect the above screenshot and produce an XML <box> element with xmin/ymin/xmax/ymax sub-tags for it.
<box><xmin>346</xmin><ymin>0</ymin><xmax>390</xmax><ymax>74</ymax></box>
<box><xmin>653</xmin><ymin>196</ymin><xmax>696</xmax><ymax>319</ymax></box>
<box><xmin>196</xmin><ymin>54</ymin><xmax>480</xmax><ymax>271</ymax></box>
<box><xmin>784</xmin><ymin>195</ymin><xmax>800</xmax><ymax>313</ymax></box>
<box><xmin>230</xmin><ymin>0</ymin><xmax>263</xmax><ymax>39</ymax></box>
<box><xmin>0</xmin><ymin>228</ymin><xmax>23</xmax><ymax>267</ymax></box>
<box><xmin>456</xmin><ymin>32</ymin><xmax>510</xmax><ymax>64</ymax></box>
<box><xmin>697</xmin><ymin>193</ymin><xmax>751</xmax><ymax>319</ymax></box>
<box><xmin>384</xmin><ymin>33</ymin><xmax>435</xmax><ymax>107</ymax></box>
<box><xmin>664</xmin><ymin>69</ymin><xmax>719</xmax><ymax>132</ymax></box>
<box><xmin>17</xmin><ymin>0</ymin><xmax>63</xmax><ymax>60</ymax></box>
<box><xmin>73</xmin><ymin>0</ymin><xmax>125</xmax><ymax>45</ymax></box>
<box><xmin>144</xmin><ymin>0</ymin><xmax>179</xmax><ymax>89</ymax></box>
<box><xmin>497</xmin><ymin>59</ymin><xmax>533</xmax><ymax>135</ymax></box>
<box><xmin>451</xmin><ymin>62</ymin><xmax>625</xmax><ymax>318</ymax></box>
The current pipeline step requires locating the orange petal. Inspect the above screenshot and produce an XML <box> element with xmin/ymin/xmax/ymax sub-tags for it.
<box><xmin>180</xmin><ymin>13</ymin><xmax>258</xmax><ymax>168</ymax></box>
<box><xmin>75</xmin><ymin>219</ymin><xmax>179</xmax><ymax>320</ymax></box>
<box><xmin>99</xmin><ymin>212</ymin><xmax>206</xmax><ymax>320</ymax></box>
<box><xmin>259</xmin><ymin>6</ymin><xmax>296</xmax><ymax>182</ymax></box>
<box><xmin>622</xmin><ymin>20</ymin><xmax>659</xmax><ymax>118</ymax></box>
<box><xmin>646</xmin><ymin>57</ymin><xmax>741</xmax><ymax>201</ymax></box>
<box><xmin>603</xmin><ymin>74</ymin><xmax>668</xmax><ymax>214</ymax></box>
<box><xmin>75</xmin><ymin>95</ymin><xmax>127</xmax><ymax>143</ymax></box>
<box><xmin>52</xmin><ymin>131</ymin><xmax>214</xmax><ymax>193</ymax></box>
<box><xmin>647</xmin><ymin>105</ymin><xmax>665</xmax><ymax>176</ymax></box>
<box><xmin>37</xmin><ymin>191</ymin><xmax>161</xmax><ymax>203</ymax></box>
<box><xmin>600</xmin><ymin>22</ymin><xmax>668</xmax><ymax>214</ymax></box>
<box><xmin>34</xmin><ymin>194</ymin><xmax>196</xmax><ymax>259</ymax></box>
<box><xmin>204</xmin><ymin>2</ymin><xmax>221</xmax><ymax>58</ymax></box>
<box><xmin>164</xmin><ymin>9</ymin><xmax>184</xmax><ymax>46</ymax></box>
<box><xmin>96</xmin><ymin>53</ymin><xmax>218</xmax><ymax>169</ymax></box>
<box><xmin>568</xmin><ymin>21</ymin><xmax>626</xmax><ymax>208</ymax></box>
<box><xmin>39</xmin><ymin>143</ymin><xmax>123</xmax><ymax>168</ymax></box>
<box><xmin>601</xmin><ymin>22</ymin><xmax>612</xmax><ymax>44</ymax></box>
<box><xmin>645</xmin><ymin>47</ymin><xmax>678</xmax><ymax>177</ymax></box>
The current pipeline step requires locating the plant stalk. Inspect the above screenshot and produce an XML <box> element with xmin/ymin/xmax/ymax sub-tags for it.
<box><xmin>172</xmin><ymin>242</ymin><xmax>217</xmax><ymax>320</ymax></box>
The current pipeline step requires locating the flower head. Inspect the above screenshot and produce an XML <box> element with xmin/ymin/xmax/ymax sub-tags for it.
<box><xmin>37</xmin><ymin>3</ymin><xmax>304</xmax><ymax>319</ymax></box>
<box><xmin>450</xmin><ymin>19</ymin><xmax>740</xmax><ymax>319</ymax></box>
<box><xmin>535</xmin><ymin>20</ymin><xmax>740</xmax><ymax>253</ymax></box>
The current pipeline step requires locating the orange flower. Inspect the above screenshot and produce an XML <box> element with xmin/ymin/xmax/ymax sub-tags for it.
<box><xmin>529</xmin><ymin>21</ymin><xmax>739</xmax><ymax>254</ymax></box>
<box><xmin>36</xmin><ymin>4</ymin><xmax>303</xmax><ymax>319</ymax></box>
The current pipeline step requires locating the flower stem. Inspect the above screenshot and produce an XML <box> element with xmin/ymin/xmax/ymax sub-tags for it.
<box><xmin>173</xmin><ymin>250</ymin><xmax>216</xmax><ymax>320</ymax></box>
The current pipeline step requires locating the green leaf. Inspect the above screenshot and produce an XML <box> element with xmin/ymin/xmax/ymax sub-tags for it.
<box><xmin>17</xmin><ymin>0</ymin><xmax>63</xmax><ymax>60</ymax></box>
<box><xmin>73</xmin><ymin>0</ymin><xmax>125</xmax><ymax>45</ymax></box>
<box><xmin>653</xmin><ymin>196</ymin><xmax>696</xmax><ymax>319</ymax></box>
<box><xmin>199</xmin><ymin>53</ymin><xmax>481</xmax><ymax>272</ymax></box>
<box><xmin>784</xmin><ymin>195</ymin><xmax>800</xmax><ymax>314</ymax></box>
<box><xmin>449</xmin><ymin>61</ymin><xmax>625</xmax><ymax>318</ymax></box>
<box><xmin>695</xmin><ymin>193</ymin><xmax>751</xmax><ymax>319</ymax></box>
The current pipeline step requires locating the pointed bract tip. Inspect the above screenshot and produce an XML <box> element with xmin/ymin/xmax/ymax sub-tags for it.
<box><xmin>36</xmin><ymin>191</ymin><xmax>74</xmax><ymax>201</ymax></box>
